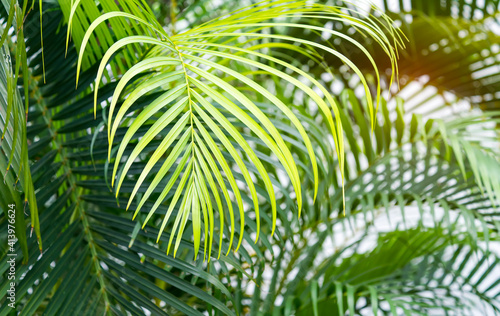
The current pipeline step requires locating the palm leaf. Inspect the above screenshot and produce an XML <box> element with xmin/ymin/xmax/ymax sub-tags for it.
<box><xmin>2</xmin><ymin>0</ymin><xmax>499</xmax><ymax>315</ymax></box>
<box><xmin>1</xmin><ymin>2</ymin><xmax>235</xmax><ymax>314</ymax></box>
<box><xmin>63</xmin><ymin>0</ymin><xmax>403</xmax><ymax>259</ymax></box>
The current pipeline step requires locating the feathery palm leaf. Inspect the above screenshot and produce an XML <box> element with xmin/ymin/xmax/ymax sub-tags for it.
<box><xmin>1</xmin><ymin>0</ymin><xmax>500</xmax><ymax>315</ymax></box>
<box><xmin>64</xmin><ymin>0</ymin><xmax>403</xmax><ymax>258</ymax></box>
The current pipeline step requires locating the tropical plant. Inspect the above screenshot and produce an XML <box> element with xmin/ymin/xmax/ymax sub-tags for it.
<box><xmin>0</xmin><ymin>0</ymin><xmax>499</xmax><ymax>315</ymax></box>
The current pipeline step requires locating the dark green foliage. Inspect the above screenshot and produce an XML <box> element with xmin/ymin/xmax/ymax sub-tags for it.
<box><xmin>0</xmin><ymin>0</ymin><xmax>499</xmax><ymax>315</ymax></box>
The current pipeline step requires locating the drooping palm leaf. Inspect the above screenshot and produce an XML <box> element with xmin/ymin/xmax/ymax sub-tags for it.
<box><xmin>1</xmin><ymin>2</ymin><xmax>236</xmax><ymax>314</ymax></box>
<box><xmin>63</xmin><ymin>0</ymin><xmax>404</xmax><ymax>258</ymax></box>
<box><xmin>1</xmin><ymin>0</ymin><xmax>500</xmax><ymax>315</ymax></box>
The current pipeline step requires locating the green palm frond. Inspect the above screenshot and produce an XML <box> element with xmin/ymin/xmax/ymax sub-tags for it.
<box><xmin>333</xmin><ymin>91</ymin><xmax>500</xmax><ymax>235</ymax></box>
<box><xmin>0</xmin><ymin>36</ymin><xmax>30</xmax><ymax>260</ymax></box>
<box><xmin>63</xmin><ymin>0</ymin><xmax>404</xmax><ymax>258</ymax></box>
<box><xmin>2</xmin><ymin>0</ymin><xmax>500</xmax><ymax>315</ymax></box>
<box><xmin>2</xmin><ymin>2</ymin><xmax>236</xmax><ymax>314</ymax></box>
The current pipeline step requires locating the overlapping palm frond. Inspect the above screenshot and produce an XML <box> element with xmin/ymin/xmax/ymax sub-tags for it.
<box><xmin>0</xmin><ymin>1</ymin><xmax>236</xmax><ymax>314</ymax></box>
<box><xmin>1</xmin><ymin>0</ymin><xmax>500</xmax><ymax>315</ymax></box>
<box><xmin>226</xmin><ymin>89</ymin><xmax>500</xmax><ymax>314</ymax></box>
<box><xmin>61</xmin><ymin>0</ymin><xmax>404</xmax><ymax>258</ymax></box>
<box><xmin>383</xmin><ymin>14</ymin><xmax>500</xmax><ymax>113</ymax></box>
<box><xmin>0</xmin><ymin>0</ymin><xmax>405</xmax><ymax>314</ymax></box>
<box><xmin>381</xmin><ymin>0</ymin><xmax>500</xmax><ymax>20</ymax></box>
<box><xmin>247</xmin><ymin>0</ymin><xmax>500</xmax><ymax>313</ymax></box>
